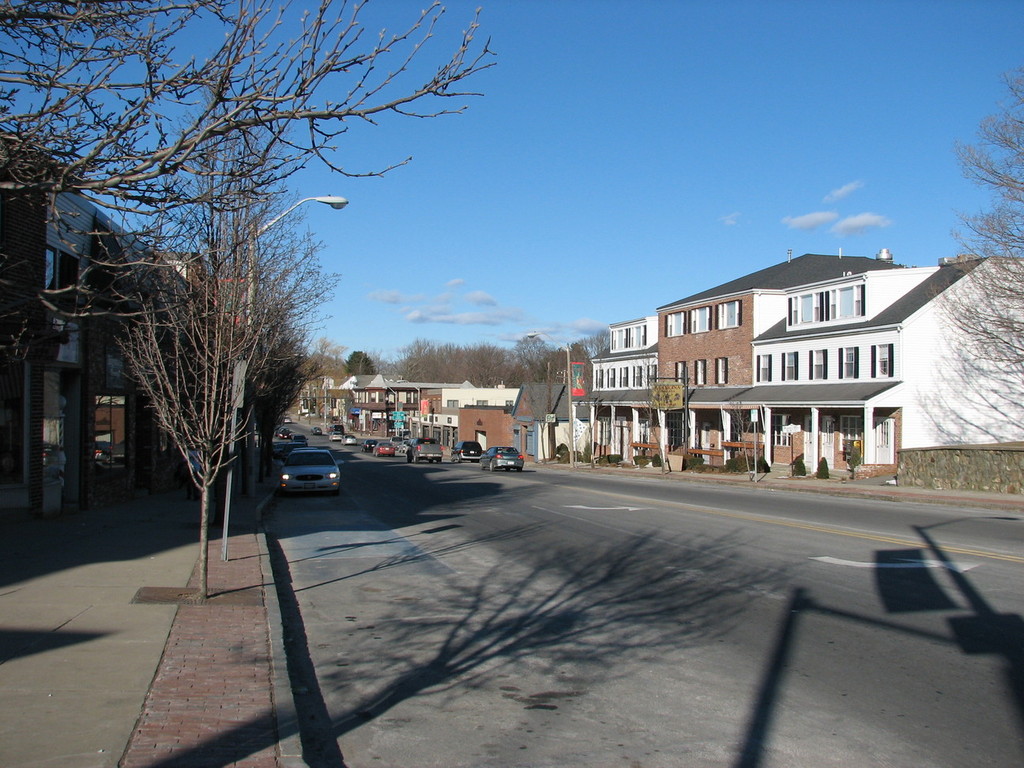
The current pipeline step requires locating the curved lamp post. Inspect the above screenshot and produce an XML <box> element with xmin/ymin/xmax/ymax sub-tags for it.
<box><xmin>224</xmin><ymin>194</ymin><xmax>348</xmax><ymax>559</ymax></box>
<box><xmin>258</xmin><ymin>195</ymin><xmax>348</xmax><ymax>235</ymax></box>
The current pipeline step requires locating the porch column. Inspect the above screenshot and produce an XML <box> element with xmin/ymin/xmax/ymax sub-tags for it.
<box><xmin>863</xmin><ymin>404</ymin><xmax>875</xmax><ymax>464</ymax></box>
<box><xmin>808</xmin><ymin>407</ymin><xmax>819</xmax><ymax>468</ymax></box>
<box><xmin>609</xmin><ymin>403</ymin><xmax>617</xmax><ymax>455</ymax></box>
<box><xmin>631</xmin><ymin>406</ymin><xmax>641</xmax><ymax>461</ymax></box>
<box><xmin>762</xmin><ymin>405</ymin><xmax>773</xmax><ymax>466</ymax></box>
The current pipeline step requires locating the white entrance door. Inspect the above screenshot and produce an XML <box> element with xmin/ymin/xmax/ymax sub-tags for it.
<box><xmin>820</xmin><ymin>416</ymin><xmax>835</xmax><ymax>467</ymax></box>
<box><xmin>874</xmin><ymin>417</ymin><xmax>895</xmax><ymax>464</ymax></box>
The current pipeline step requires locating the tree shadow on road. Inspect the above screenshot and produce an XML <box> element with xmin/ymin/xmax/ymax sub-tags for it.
<box><xmin>275</xmin><ymin>528</ymin><xmax>790</xmax><ymax>759</ymax></box>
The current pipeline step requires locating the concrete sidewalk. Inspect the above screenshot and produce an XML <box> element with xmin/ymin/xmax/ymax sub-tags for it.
<box><xmin>0</xmin><ymin>483</ymin><xmax>294</xmax><ymax>768</ymax></box>
<box><xmin>0</xmin><ymin>464</ymin><xmax>1018</xmax><ymax>768</ymax></box>
<box><xmin>540</xmin><ymin>460</ymin><xmax>1024</xmax><ymax>513</ymax></box>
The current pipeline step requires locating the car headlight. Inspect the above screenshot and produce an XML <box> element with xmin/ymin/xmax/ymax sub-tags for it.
<box><xmin>280</xmin><ymin>473</ymin><xmax>291</xmax><ymax>480</ymax></box>
<box><xmin>328</xmin><ymin>472</ymin><xmax>339</xmax><ymax>479</ymax></box>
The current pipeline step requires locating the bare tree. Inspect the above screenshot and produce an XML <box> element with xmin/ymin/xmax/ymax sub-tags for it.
<box><xmin>949</xmin><ymin>68</ymin><xmax>1024</xmax><ymax>399</ymax></box>
<box><xmin>120</xmin><ymin>176</ymin><xmax>327</xmax><ymax>599</ymax></box>
<box><xmin>0</xmin><ymin>0</ymin><xmax>493</xmax><ymax>212</ymax></box>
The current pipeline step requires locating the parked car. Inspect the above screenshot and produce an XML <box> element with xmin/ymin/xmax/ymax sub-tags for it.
<box><xmin>342</xmin><ymin>434</ymin><xmax>359</xmax><ymax>445</ymax></box>
<box><xmin>361</xmin><ymin>439</ymin><xmax>378</xmax><ymax>453</ymax></box>
<box><xmin>451</xmin><ymin>440</ymin><xmax>483</xmax><ymax>463</ymax></box>
<box><xmin>276</xmin><ymin>448</ymin><xmax>340</xmax><ymax>495</ymax></box>
<box><xmin>290</xmin><ymin>434</ymin><xmax>308</xmax><ymax>447</ymax></box>
<box><xmin>405</xmin><ymin>437</ymin><xmax>443</xmax><ymax>463</ymax></box>
<box><xmin>275</xmin><ymin>426</ymin><xmax>293</xmax><ymax>439</ymax></box>
<box><xmin>373</xmin><ymin>441</ymin><xmax>396</xmax><ymax>457</ymax></box>
<box><xmin>272</xmin><ymin>441</ymin><xmax>301</xmax><ymax>460</ymax></box>
<box><xmin>311</xmin><ymin>426</ymin><xmax>323</xmax><ymax>435</ymax></box>
<box><xmin>480</xmin><ymin>446</ymin><xmax>524</xmax><ymax>472</ymax></box>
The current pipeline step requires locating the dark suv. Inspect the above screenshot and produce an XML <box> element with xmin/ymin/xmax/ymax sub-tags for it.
<box><xmin>451</xmin><ymin>440</ymin><xmax>483</xmax><ymax>463</ymax></box>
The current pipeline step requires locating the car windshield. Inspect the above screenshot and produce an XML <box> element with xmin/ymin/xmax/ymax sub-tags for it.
<box><xmin>496</xmin><ymin>448</ymin><xmax>518</xmax><ymax>455</ymax></box>
<box><xmin>285</xmin><ymin>451</ymin><xmax>334</xmax><ymax>466</ymax></box>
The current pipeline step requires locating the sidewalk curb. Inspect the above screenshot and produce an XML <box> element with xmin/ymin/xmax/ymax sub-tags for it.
<box><xmin>257</xmin><ymin>491</ymin><xmax>309</xmax><ymax>768</ymax></box>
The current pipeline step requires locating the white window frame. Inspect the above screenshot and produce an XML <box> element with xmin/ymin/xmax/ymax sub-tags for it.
<box><xmin>715</xmin><ymin>357</ymin><xmax>728</xmax><ymax>384</ymax></box>
<box><xmin>718</xmin><ymin>300</ymin><xmax>740</xmax><ymax>329</ymax></box>
<box><xmin>666</xmin><ymin>312</ymin><xmax>684</xmax><ymax>337</ymax></box>
<box><xmin>693</xmin><ymin>359</ymin><xmax>707</xmax><ymax>386</ymax></box>
<box><xmin>690</xmin><ymin>306</ymin><xmax>711</xmax><ymax>333</ymax></box>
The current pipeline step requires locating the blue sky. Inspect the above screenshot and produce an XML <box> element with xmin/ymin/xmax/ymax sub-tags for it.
<box><xmin>286</xmin><ymin>0</ymin><xmax>1023</xmax><ymax>360</ymax></box>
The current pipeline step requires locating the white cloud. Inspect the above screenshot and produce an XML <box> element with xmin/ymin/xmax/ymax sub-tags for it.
<box><xmin>405</xmin><ymin>306</ymin><xmax>524</xmax><ymax>326</ymax></box>
<box><xmin>368</xmin><ymin>289</ymin><xmax>424</xmax><ymax>304</ymax></box>
<box><xmin>831</xmin><ymin>212</ymin><xmax>892</xmax><ymax>236</ymax></box>
<box><xmin>445</xmin><ymin>278</ymin><xmax>465</xmax><ymax>288</ymax></box>
<box><xmin>782</xmin><ymin>211</ymin><xmax>839</xmax><ymax>230</ymax></box>
<box><xmin>824</xmin><ymin>180</ymin><xmax>864</xmax><ymax>203</ymax></box>
<box><xmin>719</xmin><ymin>212</ymin><xmax>741</xmax><ymax>226</ymax></box>
<box><xmin>465</xmin><ymin>290</ymin><xmax>497</xmax><ymax>306</ymax></box>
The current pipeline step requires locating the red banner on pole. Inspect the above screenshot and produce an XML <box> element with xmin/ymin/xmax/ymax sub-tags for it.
<box><xmin>570</xmin><ymin>362</ymin><xmax>586</xmax><ymax>397</ymax></box>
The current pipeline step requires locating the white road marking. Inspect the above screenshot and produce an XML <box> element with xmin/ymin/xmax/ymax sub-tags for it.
<box><xmin>810</xmin><ymin>555</ymin><xmax>978</xmax><ymax>572</ymax></box>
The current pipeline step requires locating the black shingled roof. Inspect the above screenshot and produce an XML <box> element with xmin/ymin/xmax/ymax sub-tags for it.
<box><xmin>754</xmin><ymin>261</ymin><xmax>979</xmax><ymax>342</ymax></box>
<box><xmin>657</xmin><ymin>253</ymin><xmax>903</xmax><ymax>311</ymax></box>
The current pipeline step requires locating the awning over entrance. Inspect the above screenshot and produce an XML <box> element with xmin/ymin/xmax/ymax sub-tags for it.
<box><xmin>684</xmin><ymin>381</ymin><xmax>900</xmax><ymax>408</ymax></box>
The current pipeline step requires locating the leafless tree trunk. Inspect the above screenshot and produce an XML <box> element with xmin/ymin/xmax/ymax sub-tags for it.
<box><xmin>119</xmin><ymin>168</ymin><xmax>328</xmax><ymax>598</ymax></box>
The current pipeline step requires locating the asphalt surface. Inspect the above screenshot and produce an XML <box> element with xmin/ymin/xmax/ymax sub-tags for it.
<box><xmin>0</xmin><ymin>450</ymin><xmax>1019</xmax><ymax>767</ymax></box>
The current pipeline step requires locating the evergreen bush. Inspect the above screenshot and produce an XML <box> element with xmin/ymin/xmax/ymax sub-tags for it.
<box><xmin>792</xmin><ymin>457</ymin><xmax>807</xmax><ymax>476</ymax></box>
<box><xmin>816</xmin><ymin>457</ymin><xmax>830</xmax><ymax>479</ymax></box>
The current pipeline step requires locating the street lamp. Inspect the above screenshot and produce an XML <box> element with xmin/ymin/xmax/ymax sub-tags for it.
<box><xmin>258</xmin><ymin>195</ymin><xmax>348</xmax><ymax>235</ymax></box>
<box><xmin>224</xmin><ymin>194</ymin><xmax>348</xmax><ymax>560</ymax></box>
<box><xmin>525</xmin><ymin>331</ymin><xmax>576</xmax><ymax>469</ymax></box>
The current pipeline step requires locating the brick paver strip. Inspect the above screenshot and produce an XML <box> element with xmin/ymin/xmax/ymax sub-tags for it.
<box><xmin>121</xmin><ymin>532</ymin><xmax>280</xmax><ymax>768</ymax></box>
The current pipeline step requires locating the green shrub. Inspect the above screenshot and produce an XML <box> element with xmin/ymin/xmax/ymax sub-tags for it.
<box><xmin>724</xmin><ymin>457</ymin><xmax>746</xmax><ymax>473</ymax></box>
<box><xmin>792</xmin><ymin>457</ymin><xmax>807</xmax><ymax>476</ymax></box>
<box><xmin>555</xmin><ymin>444</ymin><xmax>569</xmax><ymax>463</ymax></box>
<box><xmin>757</xmin><ymin>457</ymin><xmax>770</xmax><ymax>474</ymax></box>
<box><xmin>651</xmin><ymin>454</ymin><xmax>662</xmax><ymax>467</ymax></box>
<box><xmin>816</xmin><ymin>457</ymin><xmax>830</xmax><ymax>479</ymax></box>
<box><xmin>685</xmin><ymin>453</ymin><xmax>705</xmax><ymax>470</ymax></box>
<box><xmin>606</xmin><ymin>454</ymin><xmax>622</xmax><ymax>465</ymax></box>
<box><xmin>635</xmin><ymin>456</ymin><xmax>651</xmax><ymax>468</ymax></box>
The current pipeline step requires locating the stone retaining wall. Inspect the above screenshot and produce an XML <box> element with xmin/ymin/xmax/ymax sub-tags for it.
<box><xmin>898</xmin><ymin>442</ymin><xmax>1024</xmax><ymax>494</ymax></box>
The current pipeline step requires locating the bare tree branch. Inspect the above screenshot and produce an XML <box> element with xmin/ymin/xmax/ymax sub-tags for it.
<box><xmin>0</xmin><ymin>0</ymin><xmax>494</xmax><ymax>212</ymax></box>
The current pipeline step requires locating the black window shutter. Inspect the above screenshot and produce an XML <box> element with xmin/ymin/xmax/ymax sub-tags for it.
<box><xmin>871</xmin><ymin>345</ymin><xmax>877</xmax><ymax>378</ymax></box>
<box><xmin>838</xmin><ymin>348</ymin><xmax>845</xmax><ymax>379</ymax></box>
<box><xmin>853</xmin><ymin>346</ymin><xmax>860</xmax><ymax>378</ymax></box>
<box><xmin>888</xmin><ymin>343</ymin><xmax>895</xmax><ymax>377</ymax></box>
<box><xmin>808</xmin><ymin>351</ymin><xmax>814</xmax><ymax>380</ymax></box>
<box><xmin>823</xmin><ymin>351</ymin><xmax>829</xmax><ymax>380</ymax></box>
<box><xmin>737</xmin><ymin>301</ymin><xmax>743</xmax><ymax>327</ymax></box>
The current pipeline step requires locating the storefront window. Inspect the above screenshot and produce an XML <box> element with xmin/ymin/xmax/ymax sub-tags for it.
<box><xmin>94</xmin><ymin>395</ymin><xmax>127</xmax><ymax>473</ymax></box>
<box><xmin>0</xmin><ymin>370</ymin><xmax>23</xmax><ymax>484</ymax></box>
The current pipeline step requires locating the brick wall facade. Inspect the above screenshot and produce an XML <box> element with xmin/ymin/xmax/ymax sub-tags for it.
<box><xmin>458</xmin><ymin>406</ymin><xmax>515</xmax><ymax>448</ymax></box>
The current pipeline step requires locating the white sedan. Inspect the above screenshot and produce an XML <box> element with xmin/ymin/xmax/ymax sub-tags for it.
<box><xmin>276</xmin><ymin>448</ymin><xmax>340</xmax><ymax>495</ymax></box>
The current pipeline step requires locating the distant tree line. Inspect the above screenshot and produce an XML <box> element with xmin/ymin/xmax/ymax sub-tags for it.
<box><xmin>315</xmin><ymin>334</ymin><xmax>608</xmax><ymax>388</ymax></box>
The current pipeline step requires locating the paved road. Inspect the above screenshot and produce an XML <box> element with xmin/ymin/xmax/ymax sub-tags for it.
<box><xmin>265</xmin><ymin>439</ymin><xmax>1024</xmax><ymax>768</ymax></box>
